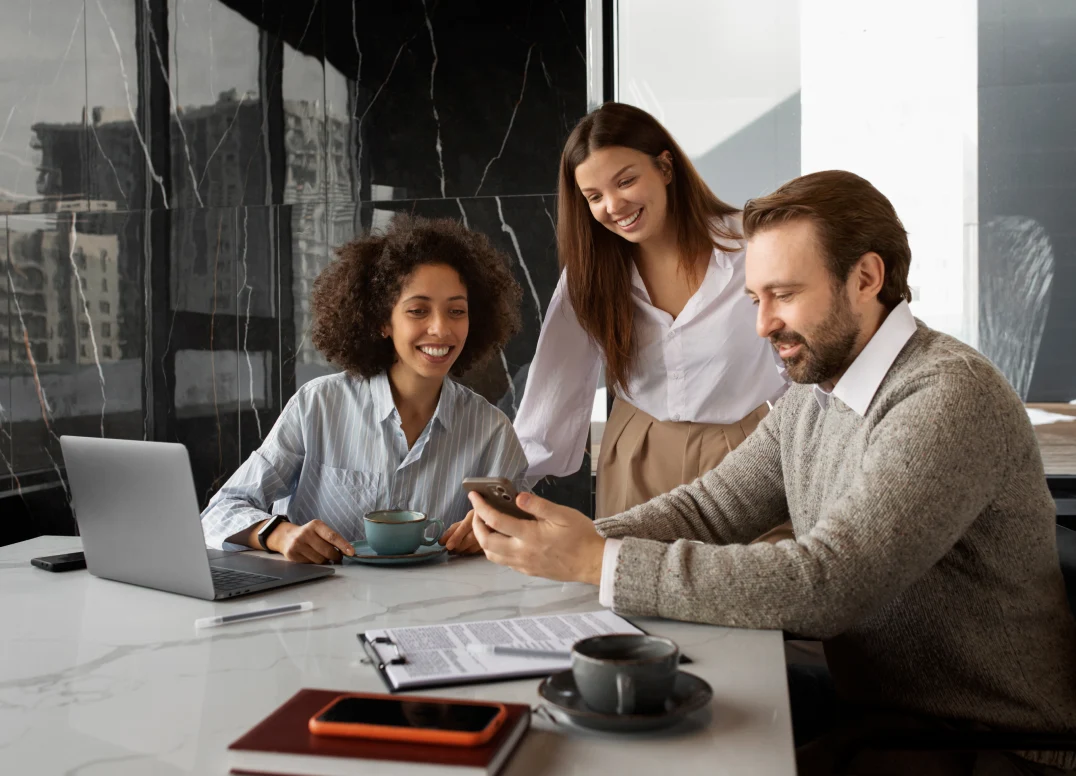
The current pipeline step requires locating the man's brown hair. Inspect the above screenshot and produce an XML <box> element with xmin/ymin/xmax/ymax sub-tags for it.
<box><xmin>742</xmin><ymin>170</ymin><xmax>913</xmax><ymax>309</ymax></box>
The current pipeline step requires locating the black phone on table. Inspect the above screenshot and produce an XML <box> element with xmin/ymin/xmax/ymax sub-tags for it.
<box><xmin>30</xmin><ymin>552</ymin><xmax>87</xmax><ymax>572</ymax></box>
<box><xmin>461</xmin><ymin>477</ymin><xmax>534</xmax><ymax>520</ymax></box>
<box><xmin>308</xmin><ymin>693</ymin><xmax>507</xmax><ymax>746</ymax></box>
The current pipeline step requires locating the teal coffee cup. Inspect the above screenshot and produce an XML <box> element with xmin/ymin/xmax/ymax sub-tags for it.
<box><xmin>363</xmin><ymin>510</ymin><xmax>444</xmax><ymax>556</ymax></box>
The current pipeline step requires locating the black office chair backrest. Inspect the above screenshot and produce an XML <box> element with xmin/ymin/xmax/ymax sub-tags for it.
<box><xmin>1057</xmin><ymin>525</ymin><xmax>1076</xmax><ymax>620</ymax></box>
<box><xmin>1048</xmin><ymin>474</ymin><xmax>1076</xmax><ymax>531</ymax></box>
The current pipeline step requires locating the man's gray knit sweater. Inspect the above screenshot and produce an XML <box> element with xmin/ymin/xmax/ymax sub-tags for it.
<box><xmin>595</xmin><ymin>323</ymin><xmax>1076</xmax><ymax>765</ymax></box>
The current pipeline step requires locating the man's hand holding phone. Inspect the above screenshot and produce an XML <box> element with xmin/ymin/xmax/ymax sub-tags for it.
<box><xmin>460</xmin><ymin>478</ymin><xmax>533</xmax><ymax>521</ymax></box>
<box><xmin>453</xmin><ymin>477</ymin><xmax>534</xmax><ymax>552</ymax></box>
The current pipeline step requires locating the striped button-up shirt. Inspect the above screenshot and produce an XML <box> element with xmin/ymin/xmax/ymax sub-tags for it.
<box><xmin>200</xmin><ymin>371</ymin><xmax>529</xmax><ymax>550</ymax></box>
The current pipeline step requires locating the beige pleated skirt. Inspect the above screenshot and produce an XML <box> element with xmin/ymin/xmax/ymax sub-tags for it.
<box><xmin>596</xmin><ymin>398</ymin><xmax>794</xmax><ymax>543</ymax></box>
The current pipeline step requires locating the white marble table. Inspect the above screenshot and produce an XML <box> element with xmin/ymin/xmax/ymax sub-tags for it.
<box><xmin>0</xmin><ymin>536</ymin><xmax>796</xmax><ymax>775</ymax></box>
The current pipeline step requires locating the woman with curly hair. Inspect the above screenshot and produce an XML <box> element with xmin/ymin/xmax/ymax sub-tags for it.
<box><xmin>200</xmin><ymin>214</ymin><xmax>528</xmax><ymax>563</ymax></box>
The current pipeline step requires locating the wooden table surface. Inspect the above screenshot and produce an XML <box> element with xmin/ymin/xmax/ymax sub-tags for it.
<box><xmin>1028</xmin><ymin>404</ymin><xmax>1076</xmax><ymax>476</ymax></box>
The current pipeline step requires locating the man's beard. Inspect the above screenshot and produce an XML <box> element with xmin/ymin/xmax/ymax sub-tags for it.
<box><xmin>771</xmin><ymin>293</ymin><xmax>860</xmax><ymax>385</ymax></box>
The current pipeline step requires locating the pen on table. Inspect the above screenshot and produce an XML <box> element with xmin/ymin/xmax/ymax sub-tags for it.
<box><xmin>466</xmin><ymin>644</ymin><xmax>571</xmax><ymax>660</ymax></box>
<box><xmin>195</xmin><ymin>601</ymin><xmax>314</xmax><ymax>629</ymax></box>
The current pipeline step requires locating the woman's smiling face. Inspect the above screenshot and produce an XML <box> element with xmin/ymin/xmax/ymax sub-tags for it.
<box><xmin>384</xmin><ymin>263</ymin><xmax>470</xmax><ymax>381</ymax></box>
<box><xmin>574</xmin><ymin>145</ymin><xmax>673</xmax><ymax>245</ymax></box>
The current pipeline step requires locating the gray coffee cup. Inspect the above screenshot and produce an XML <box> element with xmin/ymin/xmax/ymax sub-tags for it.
<box><xmin>570</xmin><ymin>634</ymin><xmax>680</xmax><ymax>715</ymax></box>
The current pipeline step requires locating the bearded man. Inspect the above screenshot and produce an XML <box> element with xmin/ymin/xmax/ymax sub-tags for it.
<box><xmin>468</xmin><ymin>170</ymin><xmax>1076</xmax><ymax>775</ymax></box>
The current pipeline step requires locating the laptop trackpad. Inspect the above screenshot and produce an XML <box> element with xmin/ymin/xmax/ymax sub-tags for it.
<box><xmin>209</xmin><ymin>549</ymin><xmax>332</xmax><ymax>579</ymax></box>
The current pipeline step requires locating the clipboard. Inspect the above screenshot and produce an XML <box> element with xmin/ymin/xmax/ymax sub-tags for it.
<box><xmin>358</xmin><ymin>616</ymin><xmax>692</xmax><ymax>694</ymax></box>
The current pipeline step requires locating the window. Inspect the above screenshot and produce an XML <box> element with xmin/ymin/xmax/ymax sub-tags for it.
<box><xmin>76</xmin><ymin>249</ymin><xmax>86</xmax><ymax>270</ymax></box>
<box><xmin>613</xmin><ymin>0</ymin><xmax>1076</xmax><ymax>471</ymax></box>
<box><xmin>99</xmin><ymin>300</ymin><xmax>110</xmax><ymax>314</ymax></box>
<box><xmin>101</xmin><ymin>278</ymin><xmax>108</xmax><ymax>292</ymax></box>
<box><xmin>103</xmin><ymin>344</ymin><xmax>112</xmax><ymax>358</ymax></box>
<box><xmin>79</xmin><ymin>343</ymin><xmax>87</xmax><ymax>358</ymax></box>
<box><xmin>79</xmin><ymin>321</ymin><xmax>89</xmax><ymax>339</ymax></box>
<box><xmin>80</xmin><ymin>276</ymin><xmax>87</xmax><ymax>290</ymax></box>
<box><xmin>102</xmin><ymin>322</ymin><xmax>111</xmax><ymax>337</ymax></box>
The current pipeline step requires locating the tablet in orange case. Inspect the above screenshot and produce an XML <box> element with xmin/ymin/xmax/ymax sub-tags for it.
<box><xmin>307</xmin><ymin>692</ymin><xmax>508</xmax><ymax>747</ymax></box>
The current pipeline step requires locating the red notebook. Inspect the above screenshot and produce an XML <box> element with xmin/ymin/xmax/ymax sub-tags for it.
<box><xmin>228</xmin><ymin>688</ymin><xmax>531</xmax><ymax>776</ymax></box>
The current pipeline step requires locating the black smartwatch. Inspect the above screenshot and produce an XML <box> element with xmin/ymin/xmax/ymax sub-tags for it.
<box><xmin>257</xmin><ymin>515</ymin><xmax>289</xmax><ymax>552</ymax></box>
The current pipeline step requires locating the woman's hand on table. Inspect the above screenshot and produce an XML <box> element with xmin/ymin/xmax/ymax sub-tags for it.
<box><xmin>440</xmin><ymin>511</ymin><xmax>483</xmax><ymax>554</ymax></box>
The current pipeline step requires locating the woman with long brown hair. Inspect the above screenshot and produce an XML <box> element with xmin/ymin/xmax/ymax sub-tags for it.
<box><xmin>513</xmin><ymin>102</ymin><xmax>787</xmax><ymax>519</ymax></box>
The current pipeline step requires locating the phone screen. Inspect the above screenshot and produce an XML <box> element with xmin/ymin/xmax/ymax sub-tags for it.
<box><xmin>316</xmin><ymin>697</ymin><xmax>500</xmax><ymax>733</ymax></box>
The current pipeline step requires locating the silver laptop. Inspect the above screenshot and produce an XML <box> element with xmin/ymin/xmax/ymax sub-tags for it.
<box><xmin>60</xmin><ymin>436</ymin><xmax>334</xmax><ymax>600</ymax></box>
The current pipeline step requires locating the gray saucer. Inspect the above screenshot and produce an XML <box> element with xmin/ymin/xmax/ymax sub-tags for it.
<box><xmin>537</xmin><ymin>669</ymin><xmax>713</xmax><ymax>732</ymax></box>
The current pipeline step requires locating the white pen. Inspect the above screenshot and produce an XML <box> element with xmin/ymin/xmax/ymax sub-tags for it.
<box><xmin>466</xmin><ymin>644</ymin><xmax>571</xmax><ymax>660</ymax></box>
<box><xmin>195</xmin><ymin>601</ymin><xmax>314</xmax><ymax>629</ymax></box>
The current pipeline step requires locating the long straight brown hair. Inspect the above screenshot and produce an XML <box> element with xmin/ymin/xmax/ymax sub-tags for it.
<box><xmin>557</xmin><ymin>102</ymin><xmax>740</xmax><ymax>396</ymax></box>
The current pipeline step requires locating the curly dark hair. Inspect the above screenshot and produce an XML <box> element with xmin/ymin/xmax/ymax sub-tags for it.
<box><xmin>311</xmin><ymin>213</ymin><xmax>523</xmax><ymax>378</ymax></box>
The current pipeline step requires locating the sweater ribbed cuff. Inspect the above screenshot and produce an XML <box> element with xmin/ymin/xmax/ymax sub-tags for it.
<box><xmin>608</xmin><ymin>538</ymin><xmax>667</xmax><ymax>617</ymax></box>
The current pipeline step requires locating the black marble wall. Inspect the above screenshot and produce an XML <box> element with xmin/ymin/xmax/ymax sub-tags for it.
<box><xmin>0</xmin><ymin>0</ymin><xmax>588</xmax><ymax>545</ymax></box>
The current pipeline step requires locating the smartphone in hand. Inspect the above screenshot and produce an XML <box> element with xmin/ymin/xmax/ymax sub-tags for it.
<box><xmin>461</xmin><ymin>477</ymin><xmax>534</xmax><ymax>520</ymax></box>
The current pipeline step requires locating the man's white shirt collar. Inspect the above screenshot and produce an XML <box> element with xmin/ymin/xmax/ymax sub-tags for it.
<box><xmin>813</xmin><ymin>301</ymin><xmax>917</xmax><ymax>415</ymax></box>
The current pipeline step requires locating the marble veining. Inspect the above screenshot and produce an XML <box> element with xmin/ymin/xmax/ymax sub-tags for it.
<box><xmin>355</xmin><ymin>34</ymin><xmax>415</xmax><ymax>204</ymax></box>
<box><xmin>67</xmin><ymin>214</ymin><xmax>109</xmax><ymax>437</ymax></box>
<box><xmin>207</xmin><ymin>210</ymin><xmax>227</xmax><ymax>499</ymax></box>
<box><xmin>90</xmin><ymin>123</ymin><xmax>131</xmax><ymax>210</ymax></box>
<box><xmin>295</xmin><ymin>0</ymin><xmax>322</xmax><ymax>52</ymax></box>
<box><xmin>237</xmin><ymin>208</ymin><xmax>264</xmax><ymax>441</ymax></box>
<box><xmin>543</xmin><ymin>204</ymin><xmax>557</xmax><ymax>234</ymax></box>
<box><xmin>0</xmin><ymin>0</ymin><xmax>589</xmax><ymax>533</ymax></box>
<box><xmin>421</xmin><ymin>0</ymin><xmax>447</xmax><ymax>199</ymax></box>
<box><xmin>0</xmin><ymin>106</ymin><xmax>16</xmax><ymax>148</ymax></box>
<box><xmin>496</xmin><ymin>195</ymin><xmax>544</xmax><ymax>327</ymax></box>
<box><xmin>93</xmin><ymin>0</ymin><xmax>169</xmax><ymax>208</ymax></box>
<box><xmin>557</xmin><ymin>1</ymin><xmax>587</xmax><ymax>65</ymax></box>
<box><xmin>500</xmin><ymin>349</ymin><xmax>519</xmax><ymax>415</ymax></box>
<box><xmin>144</xmin><ymin>0</ymin><xmax>206</xmax><ymax>209</ymax></box>
<box><xmin>7</xmin><ymin>270</ymin><xmax>54</xmax><ymax>435</ymax></box>
<box><xmin>0</xmin><ymin>536</ymin><xmax>796</xmax><ymax>775</ymax></box>
<box><xmin>0</xmin><ymin>399</ymin><xmax>16</xmax><ymax>493</ymax></box>
<box><xmin>348</xmin><ymin>3</ymin><xmax>363</xmax><ymax>204</ymax></box>
<box><xmin>8</xmin><ymin>278</ymin><xmax>67</xmax><ymax>496</ymax></box>
<box><xmin>43</xmin><ymin>447</ymin><xmax>71</xmax><ymax>502</ymax></box>
<box><xmin>475</xmin><ymin>44</ymin><xmax>536</xmax><ymax>197</ymax></box>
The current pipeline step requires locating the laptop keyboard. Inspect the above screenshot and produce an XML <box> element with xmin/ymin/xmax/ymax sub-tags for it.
<box><xmin>210</xmin><ymin>566</ymin><xmax>280</xmax><ymax>592</ymax></box>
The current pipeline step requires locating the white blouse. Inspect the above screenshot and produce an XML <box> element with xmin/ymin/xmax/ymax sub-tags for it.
<box><xmin>513</xmin><ymin>238</ymin><xmax>788</xmax><ymax>480</ymax></box>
